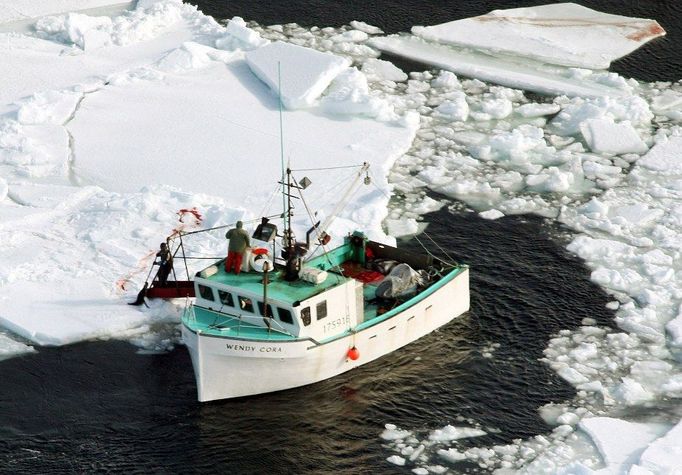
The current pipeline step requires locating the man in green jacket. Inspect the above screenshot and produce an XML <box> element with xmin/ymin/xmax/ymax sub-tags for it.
<box><xmin>225</xmin><ymin>221</ymin><xmax>250</xmax><ymax>274</ymax></box>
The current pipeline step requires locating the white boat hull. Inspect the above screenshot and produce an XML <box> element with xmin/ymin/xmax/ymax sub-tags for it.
<box><xmin>182</xmin><ymin>268</ymin><xmax>469</xmax><ymax>402</ymax></box>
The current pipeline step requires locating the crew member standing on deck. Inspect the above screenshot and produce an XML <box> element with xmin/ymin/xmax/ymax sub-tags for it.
<box><xmin>225</xmin><ymin>221</ymin><xmax>250</xmax><ymax>274</ymax></box>
<box><xmin>154</xmin><ymin>242</ymin><xmax>173</xmax><ymax>285</ymax></box>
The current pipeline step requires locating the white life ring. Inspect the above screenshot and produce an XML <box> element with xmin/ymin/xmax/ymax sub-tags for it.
<box><xmin>250</xmin><ymin>248</ymin><xmax>271</xmax><ymax>273</ymax></box>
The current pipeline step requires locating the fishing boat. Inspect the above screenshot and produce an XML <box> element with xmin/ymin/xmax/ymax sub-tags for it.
<box><xmin>133</xmin><ymin>69</ymin><xmax>469</xmax><ymax>402</ymax></box>
<box><xmin>168</xmin><ymin>162</ymin><xmax>469</xmax><ymax>402</ymax></box>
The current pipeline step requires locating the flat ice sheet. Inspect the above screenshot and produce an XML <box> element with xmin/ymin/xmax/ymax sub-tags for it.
<box><xmin>632</xmin><ymin>420</ymin><xmax>682</xmax><ymax>473</ymax></box>
<box><xmin>368</xmin><ymin>36</ymin><xmax>627</xmax><ymax>98</ymax></box>
<box><xmin>637</xmin><ymin>136</ymin><xmax>682</xmax><ymax>172</ymax></box>
<box><xmin>413</xmin><ymin>3</ymin><xmax>665</xmax><ymax>69</ymax></box>
<box><xmin>579</xmin><ymin>417</ymin><xmax>669</xmax><ymax>473</ymax></box>
<box><xmin>246</xmin><ymin>41</ymin><xmax>351</xmax><ymax>109</ymax></box>
<box><xmin>580</xmin><ymin>118</ymin><xmax>648</xmax><ymax>155</ymax></box>
<box><xmin>69</xmin><ymin>60</ymin><xmax>413</xmax><ymax>213</ymax></box>
<box><xmin>1</xmin><ymin>44</ymin><xmax>416</xmax><ymax>347</ymax></box>
<box><xmin>0</xmin><ymin>0</ymin><xmax>132</xmax><ymax>24</ymax></box>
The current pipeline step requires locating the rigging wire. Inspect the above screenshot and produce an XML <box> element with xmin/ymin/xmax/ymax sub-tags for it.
<box><xmin>290</xmin><ymin>164</ymin><xmax>366</xmax><ymax>172</ymax></box>
<box><xmin>367</xmin><ymin>168</ymin><xmax>459</xmax><ymax>267</ymax></box>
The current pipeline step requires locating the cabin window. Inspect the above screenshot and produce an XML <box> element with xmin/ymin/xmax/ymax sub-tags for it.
<box><xmin>316</xmin><ymin>301</ymin><xmax>328</xmax><ymax>320</ymax></box>
<box><xmin>198</xmin><ymin>284</ymin><xmax>214</xmax><ymax>301</ymax></box>
<box><xmin>257</xmin><ymin>301</ymin><xmax>274</xmax><ymax>319</ymax></box>
<box><xmin>277</xmin><ymin>307</ymin><xmax>293</xmax><ymax>324</ymax></box>
<box><xmin>301</xmin><ymin>307</ymin><xmax>311</xmax><ymax>326</ymax></box>
<box><xmin>238</xmin><ymin>296</ymin><xmax>254</xmax><ymax>313</ymax></box>
<box><xmin>218</xmin><ymin>290</ymin><xmax>234</xmax><ymax>307</ymax></box>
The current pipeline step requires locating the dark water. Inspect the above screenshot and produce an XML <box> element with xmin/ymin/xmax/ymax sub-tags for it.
<box><xmin>1</xmin><ymin>1</ymin><xmax>678</xmax><ymax>473</ymax></box>
<box><xmin>0</xmin><ymin>211</ymin><xmax>616</xmax><ymax>473</ymax></box>
<box><xmin>192</xmin><ymin>0</ymin><xmax>682</xmax><ymax>82</ymax></box>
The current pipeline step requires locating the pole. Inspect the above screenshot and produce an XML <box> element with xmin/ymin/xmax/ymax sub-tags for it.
<box><xmin>263</xmin><ymin>261</ymin><xmax>271</xmax><ymax>332</ymax></box>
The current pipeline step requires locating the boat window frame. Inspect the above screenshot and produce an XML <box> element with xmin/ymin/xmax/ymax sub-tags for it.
<box><xmin>300</xmin><ymin>307</ymin><xmax>311</xmax><ymax>326</ymax></box>
<box><xmin>257</xmin><ymin>301</ymin><xmax>274</xmax><ymax>319</ymax></box>
<box><xmin>277</xmin><ymin>307</ymin><xmax>294</xmax><ymax>324</ymax></box>
<box><xmin>198</xmin><ymin>284</ymin><xmax>215</xmax><ymax>301</ymax></box>
<box><xmin>316</xmin><ymin>300</ymin><xmax>328</xmax><ymax>320</ymax></box>
<box><xmin>238</xmin><ymin>295</ymin><xmax>255</xmax><ymax>313</ymax></box>
<box><xmin>217</xmin><ymin>289</ymin><xmax>235</xmax><ymax>307</ymax></box>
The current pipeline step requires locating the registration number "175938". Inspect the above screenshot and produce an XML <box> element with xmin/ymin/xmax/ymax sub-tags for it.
<box><xmin>323</xmin><ymin>316</ymin><xmax>350</xmax><ymax>333</ymax></box>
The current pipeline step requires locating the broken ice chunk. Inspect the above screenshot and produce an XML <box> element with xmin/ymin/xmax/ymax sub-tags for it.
<box><xmin>246</xmin><ymin>41</ymin><xmax>351</xmax><ymax>109</ymax></box>
<box><xmin>580</xmin><ymin>117</ymin><xmax>648</xmax><ymax>155</ymax></box>
<box><xmin>638</xmin><ymin>136</ymin><xmax>682</xmax><ymax>173</ymax></box>
<box><xmin>412</xmin><ymin>3</ymin><xmax>665</xmax><ymax>69</ymax></box>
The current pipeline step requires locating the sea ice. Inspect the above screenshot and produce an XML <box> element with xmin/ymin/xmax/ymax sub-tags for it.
<box><xmin>369</xmin><ymin>36</ymin><xmax>629</xmax><ymax>99</ymax></box>
<box><xmin>361</xmin><ymin>58</ymin><xmax>407</xmax><ymax>83</ymax></box>
<box><xmin>637</xmin><ymin>136</ymin><xmax>682</xmax><ymax>173</ymax></box>
<box><xmin>579</xmin><ymin>418</ymin><xmax>670</xmax><ymax>473</ymax></box>
<box><xmin>631</xmin><ymin>420</ymin><xmax>682</xmax><ymax>473</ymax></box>
<box><xmin>0</xmin><ymin>332</ymin><xmax>35</xmax><ymax>360</ymax></box>
<box><xmin>246</xmin><ymin>41</ymin><xmax>351</xmax><ymax>109</ymax></box>
<box><xmin>412</xmin><ymin>3</ymin><xmax>665</xmax><ymax>69</ymax></box>
<box><xmin>0</xmin><ymin>0</ymin><xmax>131</xmax><ymax>25</ymax></box>
<box><xmin>0</xmin><ymin>3</ymin><xmax>417</xmax><ymax>348</ymax></box>
<box><xmin>428</xmin><ymin>425</ymin><xmax>486</xmax><ymax>442</ymax></box>
<box><xmin>579</xmin><ymin>118</ymin><xmax>648</xmax><ymax>155</ymax></box>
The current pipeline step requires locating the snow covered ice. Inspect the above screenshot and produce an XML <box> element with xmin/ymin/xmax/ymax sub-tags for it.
<box><xmin>0</xmin><ymin>1</ymin><xmax>417</xmax><ymax>348</ymax></box>
<box><xmin>1</xmin><ymin>1</ymin><xmax>682</xmax><ymax>473</ymax></box>
<box><xmin>412</xmin><ymin>3</ymin><xmax>665</xmax><ymax>70</ymax></box>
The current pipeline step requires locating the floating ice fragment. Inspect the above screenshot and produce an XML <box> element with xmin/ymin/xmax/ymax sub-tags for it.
<box><xmin>432</xmin><ymin>71</ymin><xmax>460</xmax><ymax>90</ymax></box>
<box><xmin>435</xmin><ymin>92</ymin><xmax>469</xmax><ymax>121</ymax></box>
<box><xmin>637</xmin><ymin>136</ymin><xmax>682</xmax><ymax>173</ymax></box>
<box><xmin>330</xmin><ymin>29</ymin><xmax>369</xmax><ymax>43</ymax></box>
<box><xmin>321</xmin><ymin>67</ymin><xmax>396</xmax><ymax>120</ymax></box>
<box><xmin>632</xmin><ymin>421</ymin><xmax>682</xmax><ymax>474</ymax></box>
<box><xmin>428</xmin><ymin>425</ymin><xmax>486</xmax><ymax>442</ymax></box>
<box><xmin>215</xmin><ymin>16</ymin><xmax>268</xmax><ymax>51</ymax></box>
<box><xmin>479</xmin><ymin>209</ymin><xmax>504</xmax><ymax>220</ymax></box>
<box><xmin>387</xmin><ymin>455</ymin><xmax>406</xmax><ymax>466</ymax></box>
<box><xmin>557</xmin><ymin>367</ymin><xmax>590</xmax><ymax>385</ymax></box>
<box><xmin>437</xmin><ymin>448</ymin><xmax>467</xmax><ymax>463</ymax></box>
<box><xmin>349</xmin><ymin>20</ymin><xmax>383</xmax><ymax>35</ymax></box>
<box><xmin>361</xmin><ymin>58</ymin><xmax>407</xmax><ymax>83</ymax></box>
<box><xmin>516</xmin><ymin>103</ymin><xmax>561</xmax><ymax>118</ymax></box>
<box><xmin>246</xmin><ymin>41</ymin><xmax>351</xmax><ymax>109</ymax></box>
<box><xmin>369</xmin><ymin>36</ymin><xmax>628</xmax><ymax>98</ymax></box>
<box><xmin>412</xmin><ymin>3</ymin><xmax>665</xmax><ymax>69</ymax></box>
<box><xmin>382</xmin><ymin>424</ymin><xmax>413</xmax><ymax>441</ymax></box>
<box><xmin>579</xmin><ymin>417</ymin><xmax>669</xmax><ymax>474</ymax></box>
<box><xmin>580</xmin><ymin>117</ymin><xmax>648</xmax><ymax>155</ymax></box>
<box><xmin>0</xmin><ymin>332</ymin><xmax>35</xmax><ymax>361</ymax></box>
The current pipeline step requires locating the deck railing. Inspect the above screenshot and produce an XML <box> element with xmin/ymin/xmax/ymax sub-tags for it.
<box><xmin>186</xmin><ymin>304</ymin><xmax>296</xmax><ymax>339</ymax></box>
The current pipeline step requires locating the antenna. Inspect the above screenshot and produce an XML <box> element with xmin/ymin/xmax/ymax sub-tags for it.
<box><xmin>277</xmin><ymin>62</ymin><xmax>287</xmax><ymax>234</ymax></box>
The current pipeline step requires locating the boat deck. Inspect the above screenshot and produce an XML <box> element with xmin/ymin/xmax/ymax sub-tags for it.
<box><xmin>203</xmin><ymin>259</ymin><xmax>348</xmax><ymax>304</ymax></box>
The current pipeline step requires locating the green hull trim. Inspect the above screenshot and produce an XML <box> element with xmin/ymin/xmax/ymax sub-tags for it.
<box><xmin>183</xmin><ymin>263</ymin><xmax>468</xmax><ymax>345</ymax></box>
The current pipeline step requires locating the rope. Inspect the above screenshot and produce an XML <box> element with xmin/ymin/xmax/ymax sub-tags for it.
<box><xmin>367</xmin><ymin>168</ymin><xmax>459</xmax><ymax>267</ymax></box>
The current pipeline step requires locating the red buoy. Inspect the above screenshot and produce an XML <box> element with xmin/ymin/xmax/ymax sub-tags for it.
<box><xmin>347</xmin><ymin>346</ymin><xmax>360</xmax><ymax>361</ymax></box>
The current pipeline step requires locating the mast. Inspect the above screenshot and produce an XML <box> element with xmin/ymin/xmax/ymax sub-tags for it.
<box><xmin>277</xmin><ymin>62</ymin><xmax>300</xmax><ymax>280</ymax></box>
<box><xmin>278</xmin><ymin>62</ymin><xmax>288</xmax><ymax>238</ymax></box>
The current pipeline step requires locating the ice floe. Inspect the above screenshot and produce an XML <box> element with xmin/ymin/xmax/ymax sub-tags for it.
<box><xmin>579</xmin><ymin>417</ymin><xmax>670</xmax><ymax>473</ymax></box>
<box><xmin>0</xmin><ymin>1</ymin><xmax>417</xmax><ymax>349</ymax></box>
<box><xmin>0</xmin><ymin>0</ymin><xmax>132</xmax><ymax>25</ymax></box>
<box><xmin>412</xmin><ymin>3</ymin><xmax>665</xmax><ymax>70</ymax></box>
<box><xmin>1</xmin><ymin>2</ymin><xmax>682</xmax><ymax>472</ymax></box>
<box><xmin>246</xmin><ymin>40</ymin><xmax>351</xmax><ymax>109</ymax></box>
